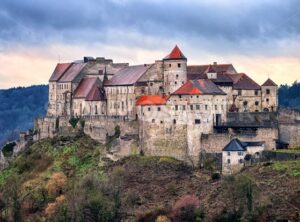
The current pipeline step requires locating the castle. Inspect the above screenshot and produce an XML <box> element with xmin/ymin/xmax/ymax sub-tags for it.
<box><xmin>35</xmin><ymin>45</ymin><xmax>281</xmax><ymax>167</ymax></box>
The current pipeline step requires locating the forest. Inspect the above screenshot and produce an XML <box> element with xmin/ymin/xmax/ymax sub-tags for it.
<box><xmin>0</xmin><ymin>81</ymin><xmax>299</xmax><ymax>147</ymax></box>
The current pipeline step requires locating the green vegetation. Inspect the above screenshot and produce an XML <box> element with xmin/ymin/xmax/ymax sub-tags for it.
<box><xmin>2</xmin><ymin>142</ymin><xmax>16</xmax><ymax>157</ymax></box>
<box><xmin>69</xmin><ymin>117</ymin><xmax>80</xmax><ymax>128</ymax></box>
<box><xmin>272</xmin><ymin>160</ymin><xmax>300</xmax><ymax>176</ymax></box>
<box><xmin>273</xmin><ymin>149</ymin><xmax>300</xmax><ymax>154</ymax></box>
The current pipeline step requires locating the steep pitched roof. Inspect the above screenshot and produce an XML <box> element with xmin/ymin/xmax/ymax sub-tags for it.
<box><xmin>172</xmin><ymin>79</ymin><xmax>226</xmax><ymax>95</ymax></box>
<box><xmin>228</xmin><ymin>73</ymin><xmax>261</xmax><ymax>90</ymax></box>
<box><xmin>49</xmin><ymin>63</ymin><xmax>72</xmax><ymax>82</ymax></box>
<box><xmin>85</xmin><ymin>84</ymin><xmax>106</xmax><ymax>101</ymax></box>
<box><xmin>223</xmin><ymin>139</ymin><xmax>246</xmax><ymax>151</ymax></box>
<box><xmin>187</xmin><ymin>64</ymin><xmax>235</xmax><ymax>80</ymax></box>
<box><xmin>105</xmin><ymin>65</ymin><xmax>150</xmax><ymax>86</ymax></box>
<box><xmin>136</xmin><ymin>95</ymin><xmax>168</xmax><ymax>106</ymax></box>
<box><xmin>58</xmin><ymin>63</ymin><xmax>86</xmax><ymax>82</ymax></box>
<box><xmin>262</xmin><ymin>78</ymin><xmax>277</xmax><ymax>87</ymax></box>
<box><xmin>73</xmin><ymin>77</ymin><xmax>100</xmax><ymax>99</ymax></box>
<box><xmin>163</xmin><ymin>45</ymin><xmax>187</xmax><ymax>60</ymax></box>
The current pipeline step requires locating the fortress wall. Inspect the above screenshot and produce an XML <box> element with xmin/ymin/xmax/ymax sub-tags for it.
<box><xmin>201</xmin><ymin>128</ymin><xmax>278</xmax><ymax>153</ymax></box>
<box><xmin>279</xmin><ymin>108</ymin><xmax>300</xmax><ymax>147</ymax></box>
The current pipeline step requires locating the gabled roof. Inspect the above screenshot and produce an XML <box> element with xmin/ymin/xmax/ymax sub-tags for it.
<box><xmin>223</xmin><ymin>139</ymin><xmax>246</xmax><ymax>151</ymax></box>
<box><xmin>58</xmin><ymin>63</ymin><xmax>86</xmax><ymax>82</ymax></box>
<box><xmin>105</xmin><ymin>65</ymin><xmax>150</xmax><ymax>86</ymax></box>
<box><xmin>187</xmin><ymin>64</ymin><xmax>235</xmax><ymax>80</ymax></box>
<box><xmin>85</xmin><ymin>84</ymin><xmax>106</xmax><ymax>101</ymax></box>
<box><xmin>136</xmin><ymin>95</ymin><xmax>168</xmax><ymax>106</ymax></box>
<box><xmin>163</xmin><ymin>45</ymin><xmax>187</xmax><ymax>61</ymax></box>
<box><xmin>49</xmin><ymin>63</ymin><xmax>72</xmax><ymax>82</ymax></box>
<box><xmin>73</xmin><ymin>77</ymin><xmax>100</xmax><ymax>99</ymax></box>
<box><xmin>172</xmin><ymin>79</ymin><xmax>226</xmax><ymax>95</ymax></box>
<box><xmin>262</xmin><ymin>78</ymin><xmax>277</xmax><ymax>87</ymax></box>
<box><xmin>228</xmin><ymin>73</ymin><xmax>261</xmax><ymax>90</ymax></box>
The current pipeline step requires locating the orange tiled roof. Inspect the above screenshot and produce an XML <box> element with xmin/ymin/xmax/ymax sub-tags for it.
<box><xmin>163</xmin><ymin>45</ymin><xmax>187</xmax><ymax>60</ymax></box>
<box><xmin>136</xmin><ymin>95</ymin><xmax>168</xmax><ymax>106</ymax></box>
<box><xmin>172</xmin><ymin>79</ymin><xmax>226</xmax><ymax>95</ymax></box>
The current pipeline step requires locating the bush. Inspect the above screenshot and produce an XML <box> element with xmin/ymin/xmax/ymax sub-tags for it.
<box><xmin>69</xmin><ymin>117</ymin><xmax>79</xmax><ymax>129</ymax></box>
<box><xmin>46</xmin><ymin>172</ymin><xmax>67</xmax><ymax>197</ymax></box>
<box><xmin>211</xmin><ymin>172</ymin><xmax>221</xmax><ymax>181</ymax></box>
<box><xmin>171</xmin><ymin>195</ymin><xmax>204</xmax><ymax>222</ymax></box>
<box><xmin>2</xmin><ymin>142</ymin><xmax>16</xmax><ymax>157</ymax></box>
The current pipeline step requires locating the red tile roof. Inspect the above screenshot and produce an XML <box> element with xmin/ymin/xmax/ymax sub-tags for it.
<box><xmin>163</xmin><ymin>45</ymin><xmax>187</xmax><ymax>60</ymax></box>
<box><xmin>49</xmin><ymin>63</ymin><xmax>72</xmax><ymax>82</ymax></box>
<box><xmin>58</xmin><ymin>63</ymin><xmax>86</xmax><ymax>82</ymax></box>
<box><xmin>172</xmin><ymin>79</ymin><xmax>226</xmax><ymax>95</ymax></box>
<box><xmin>73</xmin><ymin>77</ymin><xmax>99</xmax><ymax>99</ymax></box>
<box><xmin>136</xmin><ymin>95</ymin><xmax>168</xmax><ymax>106</ymax></box>
<box><xmin>86</xmin><ymin>84</ymin><xmax>106</xmax><ymax>101</ymax></box>
<box><xmin>105</xmin><ymin>65</ymin><xmax>150</xmax><ymax>86</ymax></box>
<box><xmin>187</xmin><ymin>64</ymin><xmax>235</xmax><ymax>80</ymax></box>
<box><xmin>262</xmin><ymin>78</ymin><xmax>277</xmax><ymax>87</ymax></box>
<box><xmin>228</xmin><ymin>73</ymin><xmax>261</xmax><ymax>90</ymax></box>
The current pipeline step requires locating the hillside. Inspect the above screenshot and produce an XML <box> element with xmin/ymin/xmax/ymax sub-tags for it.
<box><xmin>0</xmin><ymin>134</ymin><xmax>299</xmax><ymax>221</ymax></box>
<box><xmin>0</xmin><ymin>85</ymin><xmax>48</xmax><ymax>147</ymax></box>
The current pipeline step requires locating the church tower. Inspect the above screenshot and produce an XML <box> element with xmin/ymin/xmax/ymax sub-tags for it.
<box><xmin>162</xmin><ymin>45</ymin><xmax>187</xmax><ymax>94</ymax></box>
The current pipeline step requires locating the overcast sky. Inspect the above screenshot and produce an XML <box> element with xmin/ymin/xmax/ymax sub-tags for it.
<box><xmin>1</xmin><ymin>0</ymin><xmax>300</xmax><ymax>88</ymax></box>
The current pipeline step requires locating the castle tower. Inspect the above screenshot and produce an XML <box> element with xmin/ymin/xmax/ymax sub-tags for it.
<box><xmin>162</xmin><ymin>45</ymin><xmax>187</xmax><ymax>94</ymax></box>
<box><xmin>261</xmin><ymin>78</ymin><xmax>278</xmax><ymax>112</ymax></box>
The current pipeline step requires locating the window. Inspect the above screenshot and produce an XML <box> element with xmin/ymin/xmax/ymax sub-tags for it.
<box><xmin>255</xmin><ymin>90</ymin><xmax>259</xmax><ymax>96</ymax></box>
<box><xmin>238</xmin><ymin>90</ymin><xmax>242</xmax><ymax>96</ymax></box>
<box><xmin>157</xmin><ymin>107</ymin><xmax>161</xmax><ymax>111</ymax></box>
<box><xmin>227</xmin><ymin>159</ymin><xmax>231</xmax><ymax>164</ymax></box>
<box><xmin>266</xmin><ymin>89</ymin><xmax>270</xmax><ymax>95</ymax></box>
<box><xmin>243</xmin><ymin>101</ymin><xmax>248</xmax><ymax>106</ymax></box>
<box><xmin>239</xmin><ymin>159</ymin><xmax>243</xmax><ymax>164</ymax></box>
<box><xmin>179</xmin><ymin>95</ymin><xmax>182</xmax><ymax>99</ymax></box>
<box><xmin>150</xmin><ymin>82</ymin><xmax>153</xmax><ymax>86</ymax></box>
<box><xmin>175</xmin><ymin>81</ymin><xmax>177</xmax><ymax>85</ymax></box>
<box><xmin>160</xmin><ymin>121</ymin><xmax>163</xmax><ymax>124</ymax></box>
<box><xmin>205</xmin><ymin>105</ymin><xmax>208</xmax><ymax>110</ymax></box>
<box><xmin>215</xmin><ymin>105</ymin><xmax>218</xmax><ymax>110</ymax></box>
<box><xmin>266</xmin><ymin>98</ymin><xmax>269</xmax><ymax>103</ymax></box>
<box><xmin>227</xmin><ymin>152</ymin><xmax>230</xmax><ymax>156</ymax></box>
<box><xmin>95</xmin><ymin>105</ymin><xmax>98</xmax><ymax>114</ymax></box>
<box><xmin>175</xmin><ymin>105</ymin><xmax>178</xmax><ymax>110</ymax></box>
<box><xmin>182</xmin><ymin>105</ymin><xmax>186</xmax><ymax>110</ymax></box>
<box><xmin>148</xmin><ymin>107</ymin><xmax>151</xmax><ymax>111</ymax></box>
<box><xmin>190</xmin><ymin>105</ymin><xmax>193</xmax><ymax>110</ymax></box>
<box><xmin>195</xmin><ymin>119</ymin><xmax>201</xmax><ymax>124</ymax></box>
<box><xmin>169</xmin><ymin>64</ymin><xmax>171</xmax><ymax>67</ymax></box>
<box><xmin>255</xmin><ymin>101</ymin><xmax>259</xmax><ymax>106</ymax></box>
<box><xmin>221</xmin><ymin>105</ymin><xmax>224</xmax><ymax>110</ymax></box>
<box><xmin>196</xmin><ymin>105</ymin><xmax>200</xmax><ymax>110</ymax></box>
<box><xmin>238</xmin><ymin>151</ymin><xmax>244</xmax><ymax>156</ymax></box>
<box><xmin>152</xmin><ymin>119</ymin><xmax>155</xmax><ymax>123</ymax></box>
<box><xmin>173</xmin><ymin>119</ymin><xmax>176</xmax><ymax>124</ymax></box>
<box><xmin>178</xmin><ymin>63</ymin><xmax>181</xmax><ymax>68</ymax></box>
<box><xmin>176</xmin><ymin>74</ymin><xmax>179</xmax><ymax>79</ymax></box>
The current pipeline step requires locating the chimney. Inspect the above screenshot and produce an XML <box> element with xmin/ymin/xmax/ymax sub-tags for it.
<box><xmin>213</xmin><ymin>62</ymin><xmax>217</xmax><ymax>65</ymax></box>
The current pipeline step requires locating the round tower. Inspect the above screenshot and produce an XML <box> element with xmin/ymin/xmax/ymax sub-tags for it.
<box><xmin>162</xmin><ymin>45</ymin><xmax>187</xmax><ymax>94</ymax></box>
<box><xmin>261</xmin><ymin>78</ymin><xmax>278</xmax><ymax>112</ymax></box>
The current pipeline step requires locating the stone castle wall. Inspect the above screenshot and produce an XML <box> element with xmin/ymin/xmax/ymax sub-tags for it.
<box><xmin>279</xmin><ymin>108</ymin><xmax>300</xmax><ymax>147</ymax></box>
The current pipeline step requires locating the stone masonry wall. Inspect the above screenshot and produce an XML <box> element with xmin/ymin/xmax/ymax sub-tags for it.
<box><xmin>279</xmin><ymin>108</ymin><xmax>300</xmax><ymax>147</ymax></box>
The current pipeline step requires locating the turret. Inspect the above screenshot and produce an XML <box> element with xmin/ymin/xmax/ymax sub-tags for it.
<box><xmin>261</xmin><ymin>78</ymin><xmax>278</xmax><ymax>112</ymax></box>
<box><xmin>162</xmin><ymin>45</ymin><xmax>187</xmax><ymax>94</ymax></box>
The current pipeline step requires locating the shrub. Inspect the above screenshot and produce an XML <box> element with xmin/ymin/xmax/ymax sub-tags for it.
<box><xmin>211</xmin><ymin>172</ymin><xmax>221</xmax><ymax>181</ymax></box>
<box><xmin>2</xmin><ymin>142</ymin><xmax>16</xmax><ymax>157</ymax></box>
<box><xmin>156</xmin><ymin>215</ymin><xmax>171</xmax><ymax>222</ymax></box>
<box><xmin>45</xmin><ymin>195</ymin><xmax>69</xmax><ymax>221</ymax></box>
<box><xmin>171</xmin><ymin>195</ymin><xmax>204</xmax><ymax>222</ymax></box>
<box><xmin>69</xmin><ymin>117</ymin><xmax>79</xmax><ymax>129</ymax></box>
<box><xmin>46</xmin><ymin>172</ymin><xmax>67</xmax><ymax>197</ymax></box>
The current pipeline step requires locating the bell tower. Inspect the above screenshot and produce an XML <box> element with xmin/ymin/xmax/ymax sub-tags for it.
<box><xmin>162</xmin><ymin>45</ymin><xmax>187</xmax><ymax>94</ymax></box>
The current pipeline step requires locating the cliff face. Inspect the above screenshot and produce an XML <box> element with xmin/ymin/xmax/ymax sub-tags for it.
<box><xmin>0</xmin><ymin>134</ymin><xmax>299</xmax><ymax>222</ymax></box>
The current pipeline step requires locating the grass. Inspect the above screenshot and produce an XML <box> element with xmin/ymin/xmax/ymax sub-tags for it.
<box><xmin>273</xmin><ymin>149</ymin><xmax>300</xmax><ymax>154</ymax></box>
<box><xmin>272</xmin><ymin>160</ymin><xmax>300</xmax><ymax>176</ymax></box>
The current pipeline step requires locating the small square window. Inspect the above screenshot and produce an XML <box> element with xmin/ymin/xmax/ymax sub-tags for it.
<box><xmin>196</xmin><ymin>105</ymin><xmax>200</xmax><ymax>110</ymax></box>
<box><xmin>178</xmin><ymin>63</ymin><xmax>181</xmax><ymax>68</ymax></box>
<box><xmin>190</xmin><ymin>105</ymin><xmax>193</xmax><ymax>110</ymax></box>
<box><xmin>255</xmin><ymin>101</ymin><xmax>259</xmax><ymax>106</ymax></box>
<box><xmin>255</xmin><ymin>90</ymin><xmax>259</xmax><ymax>96</ymax></box>
<box><xmin>157</xmin><ymin>107</ymin><xmax>161</xmax><ymax>111</ymax></box>
<box><xmin>195</xmin><ymin>119</ymin><xmax>201</xmax><ymax>124</ymax></box>
<box><xmin>266</xmin><ymin>89</ymin><xmax>270</xmax><ymax>95</ymax></box>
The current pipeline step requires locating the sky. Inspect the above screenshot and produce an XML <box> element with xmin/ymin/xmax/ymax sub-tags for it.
<box><xmin>0</xmin><ymin>0</ymin><xmax>300</xmax><ymax>89</ymax></box>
